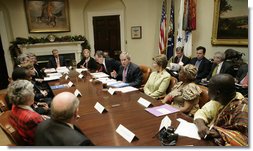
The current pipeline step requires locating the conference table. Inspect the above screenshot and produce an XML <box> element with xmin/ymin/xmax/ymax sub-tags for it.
<box><xmin>48</xmin><ymin>69</ymin><xmax>215</xmax><ymax>146</ymax></box>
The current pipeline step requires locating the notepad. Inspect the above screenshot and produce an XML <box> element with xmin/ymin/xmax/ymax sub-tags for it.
<box><xmin>50</xmin><ymin>84</ymin><xmax>68</xmax><ymax>90</ymax></box>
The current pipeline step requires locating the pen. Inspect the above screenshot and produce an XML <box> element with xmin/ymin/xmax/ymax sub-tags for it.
<box><xmin>111</xmin><ymin>104</ymin><xmax>120</xmax><ymax>108</ymax></box>
<box><xmin>204</xmin><ymin>124</ymin><xmax>214</xmax><ymax>139</ymax></box>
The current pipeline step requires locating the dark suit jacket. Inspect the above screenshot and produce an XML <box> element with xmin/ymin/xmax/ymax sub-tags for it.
<box><xmin>190</xmin><ymin>57</ymin><xmax>211</xmax><ymax>83</ymax></box>
<box><xmin>173</xmin><ymin>55</ymin><xmax>190</xmax><ymax>65</ymax></box>
<box><xmin>77</xmin><ymin>57</ymin><xmax>97</xmax><ymax>71</ymax></box>
<box><xmin>98</xmin><ymin>58</ymin><xmax>120</xmax><ymax>74</ymax></box>
<box><xmin>236</xmin><ymin>63</ymin><xmax>248</xmax><ymax>83</ymax></box>
<box><xmin>116</xmin><ymin>62</ymin><xmax>143</xmax><ymax>88</ymax></box>
<box><xmin>35</xmin><ymin>119</ymin><xmax>94</xmax><ymax>146</ymax></box>
<box><xmin>207</xmin><ymin>61</ymin><xmax>234</xmax><ymax>80</ymax></box>
<box><xmin>47</xmin><ymin>56</ymin><xmax>66</xmax><ymax>68</ymax></box>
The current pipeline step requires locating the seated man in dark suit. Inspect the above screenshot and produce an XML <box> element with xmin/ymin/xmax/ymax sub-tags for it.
<box><xmin>94</xmin><ymin>50</ymin><xmax>120</xmax><ymax>75</ymax></box>
<box><xmin>111</xmin><ymin>51</ymin><xmax>143</xmax><ymax>88</ymax></box>
<box><xmin>47</xmin><ymin>49</ymin><xmax>66</xmax><ymax>68</ymax></box>
<box><xmin>171</xmin><ymin>47</ymin><xmax>190</xmax><ymax>66</ymax></box>
<box><xmin>189</xmin><ymin>46</ymin><xmax>211</xmax><ymax>84</ymax></box>
<box><xmin>206</xmin><ymin>51</ymin><xmax>234</xmax><ymax>80</ymax></box>
<box><xmin>35</xmin><ymin>92</ymin><xmax>94</xmax><ymax>146</ymax></box>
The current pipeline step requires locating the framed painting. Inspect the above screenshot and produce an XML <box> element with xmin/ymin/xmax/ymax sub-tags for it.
<box><xmin>131</xmin><ymin>26</ymin><xmax>142</xmax><ymax>39</ymax></box>
<box><xmin>25</xmin><ymin>0</ymin><xmax>70</xmax><ymax>33</ymax></box>
<box><xmin>211</xmin><ymin>0</ymin><xmax>248</xmax><ymax>46</ymax></box>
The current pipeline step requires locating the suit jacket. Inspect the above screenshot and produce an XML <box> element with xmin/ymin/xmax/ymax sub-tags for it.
<box><xmin>77</xmin><ymin>57</ymin><xmax>97</xmax><ymax>71</ymax></box>
<box><xmin>35</xmin><ymin>119</ymin><xmax>94</xmax><ymax>146</ymax></box>
<box><xmin>173</xmin><ymin>55</ymin><xmax>190</xmax><ymax>66</ymax></box>
<box><xmin>144</xmin><ymin>70</ymin><xmax>171</xmax><ymax>99</ymax></box>
<box><xmin>207</xmin><ymin>61</ymin><xmax>234</xmax><ymax>80</ymax></box>
<box><xmin>190</xmin><ymin>57</ymin><xmax>211</xmax><ymax>83</ymax></box>
<box><xmin>116</xmin><ymin>62</ymin><xmax>143</xmax><ymax>88</ymax></box>
<box><xmin>236</xmin><ymin>63</ymin><xmax>248</xmax><ymax>83</ymax></box>
<box><xmin>98</xmin><ymin>58</ymin><xmax>120</xmax><ymax>74</ymax></box>
<box><xmin>47</xmin><ymin>56</ymin><xmax>66</xmax><ymax>68</ymax></box>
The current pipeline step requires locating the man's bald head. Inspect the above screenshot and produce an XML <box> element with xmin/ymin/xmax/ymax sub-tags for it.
<box><xmin>51</xmin><ymin>92</ymin><xmax>80</xmax><ymax>122</ymax></box>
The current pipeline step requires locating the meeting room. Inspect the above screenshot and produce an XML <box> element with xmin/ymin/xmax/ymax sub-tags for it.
<box><xmin>0</xmin><ymin>0</ymin><xmax>249</xmax><ymax>148</ymax></box>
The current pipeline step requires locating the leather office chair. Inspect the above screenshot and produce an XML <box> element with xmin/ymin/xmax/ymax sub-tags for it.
<box><xmin>166</xmin><ymin>76</ymin><xmax>178</xmax><ymax>94</ymax></box>
<box><xmin>139</xmin><ymin>65</ymin><xmax>152</xmax><ymax>91</ymax></box>
<box><xmin>0</xmin><ymin>111</ymin><xmax>25</xmax><ymax>145</ymax></box>
<box><xmin>0</xmin><ymin>93</ymin><xmax>8</xmax><ymax>113</ymax></box>
<box><xmin>198</xmin><ymin>85</ymin><xmax>210</xmax><ymax>108</ymax></box>
<box><xmin>139</xmin><ymin>64</ymin><xmax>152</xmax><ymax>85</ymax></box>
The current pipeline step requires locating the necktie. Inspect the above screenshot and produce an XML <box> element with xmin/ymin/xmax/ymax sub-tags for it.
<box><xmin>123</xmin><ymin>68</ymin><xmax>127</xmax><ymax>82</ymax></box>
<box><xmin>212</xmin><ymin>64</ymin><xmax>219</xmax><ymax>76</ymax></box>
<box><xmin>99</xmin><ymin>64</ymin><xmax>105</xmax><ymax>72</ymax></box>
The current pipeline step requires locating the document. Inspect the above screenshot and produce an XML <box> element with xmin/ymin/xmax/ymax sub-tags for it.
<box><xmin>56</xmin><ymin>66</ymin><xmax>70</xmax><ymax>73</ymax></box>
<box><xmin>44</xmin><ymin>68</ymin><xmax>56</xmax><ymax>73</ymax></box>
<box><xmin>174</xmin><ymin>118</ymin><xmax>201</xmax><ymax>140</ymax></box>
<box><xmin>114</xmin><ymin>86</ymin><xmax>138</xmax><ymax>93</ymax></box>
<box><xmin>44</xmin><ymin>76</ymin><xmax>60</xmax><ymax>81</ymax></box>
<box><xmin>145</xmin><ymin>104</ymin><xmax>179</xmax><ymax>117</ymax></box>
<box><xmin>46</xmin><ymin>72</ymin><xmax>62</xmax><ymax>78</ymax></box>
<box><xmin>107</xmin><ymin>81</ymin><xmax>129</xmax><ymax>88</ymax></box>
<box><xmin>76</xmin><ymin>68</ymin><xmax>88</xmax><ymax>73</ymax></box>
<box><xmin>90</xmin><ymin>72</ymin><xmax>109</xmax><ymax>78</ymax></box>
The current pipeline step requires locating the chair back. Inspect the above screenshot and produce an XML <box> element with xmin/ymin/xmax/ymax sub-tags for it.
<box><xmin>0</xmin><ymin>111</ymin><xmax>25</xmax><ymax>145</ymax></box>
<box><xmin>198</xmin><ymin>85</ymin><xmax>210</xmax><ymax>108</ymax></box>
<box><xmin>166</xmin><ymin>77</ymin><xmax>178</xmax><ymax>93</ymax></box>
<box><xmin>0</xmin><ymin>93</ymin><xmax>8</xmax><ymax>112</ymax></box>
<box><xmin>139</xmin><ymin>65</ymin><xmax>152</xmax><ymax>85</ymax></box>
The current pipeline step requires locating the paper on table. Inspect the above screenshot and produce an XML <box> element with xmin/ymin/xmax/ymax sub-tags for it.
<box><xmin>90</xmin><ymin>72</ymin><xmax>109</xmax><ymax>78</ymax></box>
<box><xmin>145</xmin><ymin>104</ymin><xmax>179</xmax><ymax>117</ymax></box>
<box><xmin>114</xmin><ymin>86</ymin><xmax>138</xmax><ymax>93</ymax></box>
<box><xmin>174</xmin><ymin>118</ymin><xmax>201</xmax><ymax>140</ymax></box>
<box><xmin>44</xmin><ymin>68</ymin><xmax>56</xmax><ymax>73</ymax></box>
<box><xmin>76</xmin><ymin>68</ymin><xmax>88</xmax><ymax>73</ymax></box>
<box><xmin>137</xmin><ymin>97</ymin><xmax>151</xmax><ymax>108</ymax></box>
<box><xmin>44</xmin><ymin>76</ymin><xmax>60</xmax><ymax>81</ymax></box>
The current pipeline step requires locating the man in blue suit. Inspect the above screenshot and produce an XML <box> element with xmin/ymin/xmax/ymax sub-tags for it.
<box><xmin>111</xmin><ymin>51</ymin><xmax>143</xmax><ymax>88</ymax></box>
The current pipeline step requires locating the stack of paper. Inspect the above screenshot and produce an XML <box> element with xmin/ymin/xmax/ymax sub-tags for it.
<box><xmin>97</xmin><ymin>78</ymin><xmax>117</xmax><ymax>84</ymax></box>
<box><xmin>114</xmin><ymin>86</ymin><xmax>138</xmax><ymax>93</ymax></box>
<box><xmin>44</xmin><ymin>68</ymin><xmax>56</xmax><ymax>73</ymax></box>
<box><xmin>107</xmin><ymin>81</ymin><xmax>129</xmax><ymax>88</ymax></box>
<box><xmin>44</xmin><ymin>76</ymin><xmax>60</xmax><ymax>81</ymax></box>
<box><xmin>90</xmin><ymin>72</ymin><xmax>109</xmax><ymax>78</ymax></box>
<box><xmin>76</xmin><ymin>68</ymin><xmax>88</xmax><ymax>74</ymax></box>
<box><xmin>56</xmin><ymin>66</ymin><xmax>69</xmax><ymax>73</ymax></box>
<box><xmin>50</xmin><ymin>84</ymin><xmax>68</xmax><ymax>90</ymax></box>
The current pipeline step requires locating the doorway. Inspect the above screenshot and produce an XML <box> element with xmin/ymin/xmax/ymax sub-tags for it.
<box><xmin>93</xmin><ymin>15</ymin><xmax>121</xmax><ymax>60</ymax></box>
<box><xmin>0</xmin><ymin>37</ymin><xmax>9</xmax><ymax>89</ymax></box>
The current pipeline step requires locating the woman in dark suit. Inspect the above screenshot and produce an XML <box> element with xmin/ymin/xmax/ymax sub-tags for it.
<box><xmin>77</xmin><ymin>48</ymin><xmax>97</xmax><ymax>72</ymax></box>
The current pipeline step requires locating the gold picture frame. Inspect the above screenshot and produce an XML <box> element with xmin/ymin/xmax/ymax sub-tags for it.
<box><xmin>131</xmin><ymin>26</ymin><xmax>142</xmax><ymax>39</ymax></box>
<box><xmin>25</xmin><ymin>0</ymin><xmax>70</xmax><ymax>33</ymax></box>
<box><xmin>211</xmin><ymin>0</ymin><xmax>248</xmax><ymax>46</ymax></box>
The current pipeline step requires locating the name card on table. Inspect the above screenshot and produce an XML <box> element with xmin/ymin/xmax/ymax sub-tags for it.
<box><xmin>108</xmin><ymin>87</ymin><xmax>115</xmax><ymax>95</ymax></box>
<box><xmin>78</xmin><ymin>74</ymin><xmax>84</xmax><ymax>79</ymax></box>
<box><xmin>137</xmin><ymin>97</ymin><xmax>151</xmax><ymax>108</ymax></box>
<box><xmin>116</xmin><ymin>124</ymin><xmax>136</xmax><ymax>143</ymax></box>
<box><xmin>68</xmin><ymin>81</ymin><xmax>74</xmax><ymax>87</ymax></box>
<box><xmin>159</xmin><ymin>116</ymin><xmax>171</xmax><ymax>131</ymax></box>
<box><xmin>74</xmin><ymin>89</ymin><xmax>82</xmax><ymax>97</ymax></box>
<box><xmin>65</xmin><ymin>75</ymin><xmax>69</xmax><ymax>80</ymax></box>
<box><xmin>94</xmin><ymin>102</ymin><xmax>106</xmax><ymax>113</ymax></box>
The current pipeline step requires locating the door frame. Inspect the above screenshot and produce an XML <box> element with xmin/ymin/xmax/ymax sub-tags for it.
<box><xmin>87</xmin><ymin>10</ymin><xmax>125</xmax><ymax>56</ymax></box>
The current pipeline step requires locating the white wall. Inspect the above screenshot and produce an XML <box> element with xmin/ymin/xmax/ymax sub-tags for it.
<box><xmin>0</xmin><ymin>0</ymin><xmax>249</xmax><ymax>77</ymax></box>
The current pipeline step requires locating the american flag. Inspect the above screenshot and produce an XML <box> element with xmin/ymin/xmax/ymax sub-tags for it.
<box><xmin>159</xmin><ymin>0</ymin><xmax>167</xmax><ymax>54</ymax></box>
<box><xmin>167</xmin><ymin>0</ymin><xmax>174</xmax><ymax>60</ymax></box>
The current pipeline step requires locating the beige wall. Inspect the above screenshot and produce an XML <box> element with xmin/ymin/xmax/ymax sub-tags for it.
<box><xmin>0</xmin><ymin>0</ymin><xmax>249</xmax><ymax>76</ymax></box>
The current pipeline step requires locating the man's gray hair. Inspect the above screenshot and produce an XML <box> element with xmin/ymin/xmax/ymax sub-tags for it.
<box><xmin>214</xmin><ymin>51</ymin><xmax>225</xmax><ymax>61</ymax></box>
<box><xmin>16</xmin><ymin>54</ymin><xmax>28</xmax><ymax>65</ymax></box>
<box><xmin>7</xmin><ymin>80</ymin><xmax>34</xmax><ymax>105</ymax></box>
<box><xmin>120</xmin><ymin>51</ymin><xmax>131</xmax><ymax>60</ymax></box>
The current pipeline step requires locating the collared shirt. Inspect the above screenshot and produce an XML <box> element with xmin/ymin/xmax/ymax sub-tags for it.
<box><xmin>102</xmin><ymin>59</ymin><xmax>107</xmax><ymax>72</ymax></box>
<box><xmin>216</xmin><ymin>61</ymin><xmax>223</xmax><ymax>74</ymax></box>
<box><xmin>195</xmin><ymin>59</ymin><xmax>202</xmax><ymax>69</ymax></box>
<box><xmin>66</xmin><ymin>122</ymin><xmax>74</xmax><ymax>129</ymax></box>
<box><xmin>122</xmin><ymin>64</ymin><xmax>129</xmax><ymax>82</ymax></box>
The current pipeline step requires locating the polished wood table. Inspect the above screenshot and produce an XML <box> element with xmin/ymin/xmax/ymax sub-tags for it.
<box><xmin>48</xmin><ymin>70</ymin><xmax>215</xmax><ymax>146</ymax></box>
